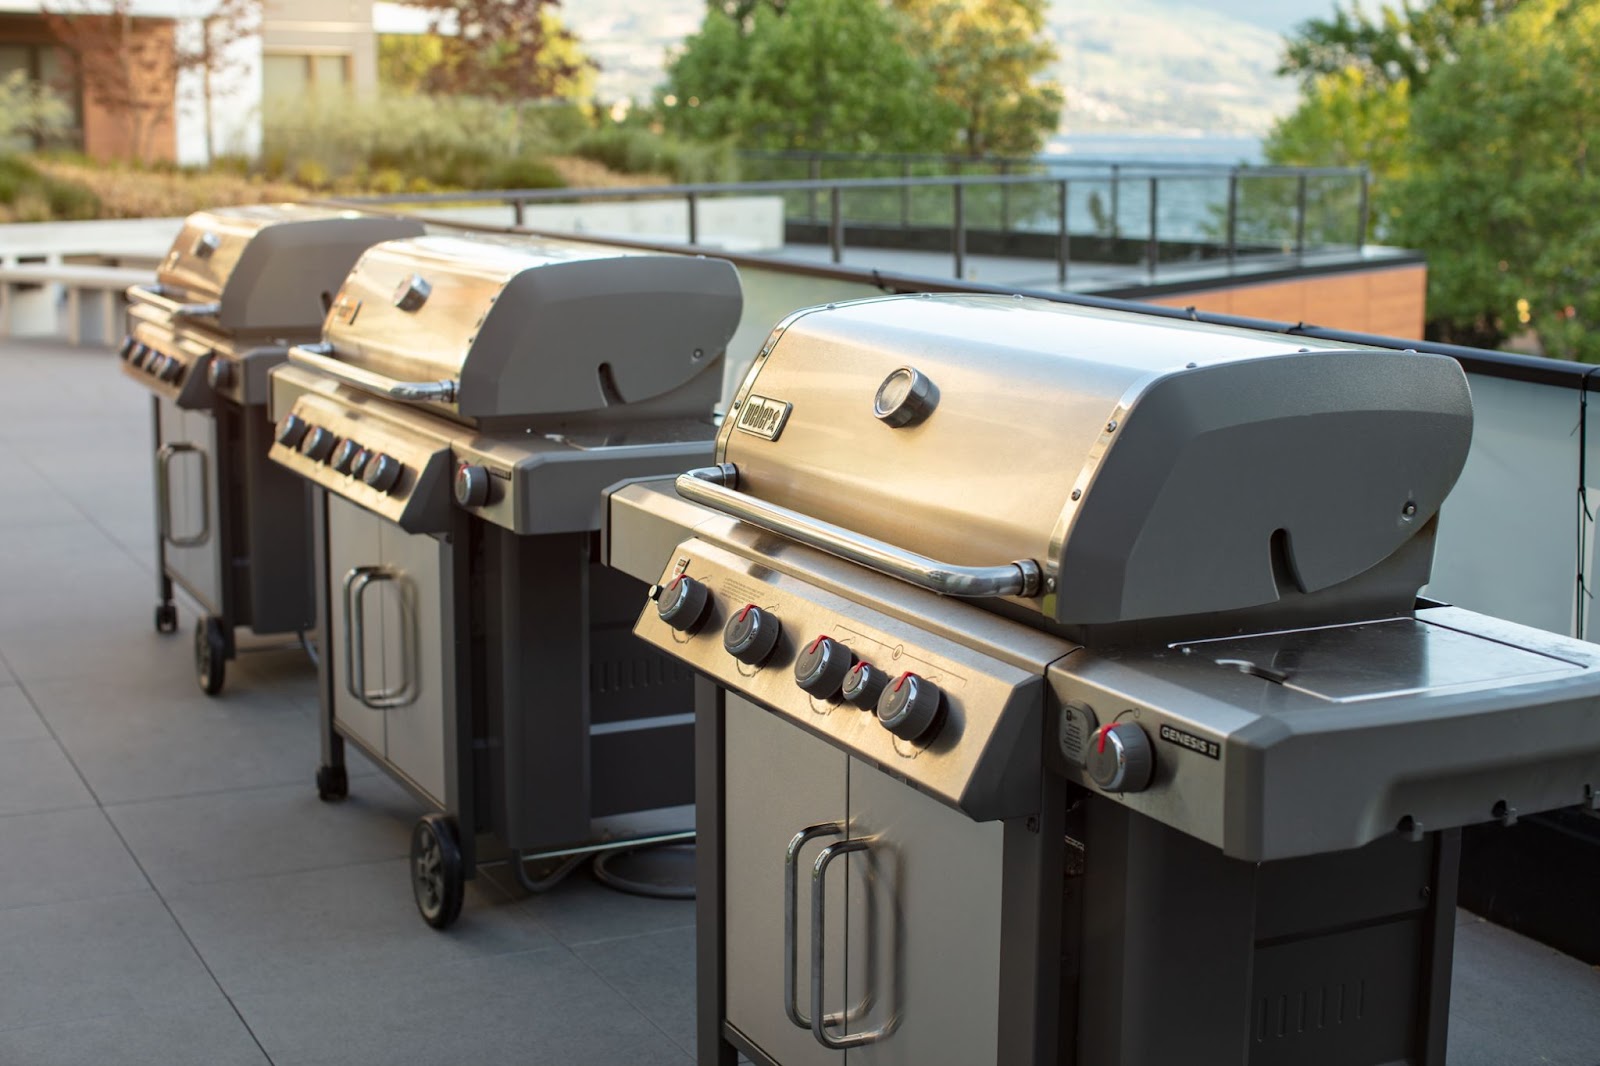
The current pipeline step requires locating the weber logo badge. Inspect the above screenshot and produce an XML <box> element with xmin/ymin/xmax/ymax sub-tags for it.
<box><xmin>1160</xmin><ymin>724</ymin><xmax>1221</xmax><ymax>760</ymax></box>
<box><xmin>736</xmin><ymin>395</ymin><xmax>793</xmax><ymax>441</ymax></box>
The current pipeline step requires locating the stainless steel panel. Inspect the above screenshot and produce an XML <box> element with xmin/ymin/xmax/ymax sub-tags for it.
<box><xmin>376</xmin><ymin>519</ymin><xmax>449</xmax><ymax>807</ymax></box>
<box><xmin>716</xmin><ymin>295</ymin><xmax>1471</xmax><ymax>626</ymax></box>
<box><xmin>632</xmin><ymin>537</ymin><xmax>1064</xmax><ymax>821</ymax></box>
<box><xmin>157</xmin><ymin>397</ymin><xmax>222</xmax><ymax>613</ymax></box>
<box><xmin>1175</xmin><ymin>617</ymin><xmax>1584</xmax><ymax>702</ymax></box>
<box><xmin>724</xmin><ymin>696</ymin><xmax>845</xmax><ymax>1066</ymax></box>
<box><xmin>1049</xmin><ymin>605</ymin><xmax>1600</xmax><ymax>861</ymax></box>
<box><xmin>848</xmin><ymin>758</ymin><xmax>1005</xmax><ymax>1066</ymax></box>
<box><xmin>718</xmin><ymin>296</ymin><xmax>1358</xmax><ymax>598</ymax></box>
<box><xmin>327</xmin><ymin>494</ymin><xmax>387</xmax><ymax>756</ymax></box>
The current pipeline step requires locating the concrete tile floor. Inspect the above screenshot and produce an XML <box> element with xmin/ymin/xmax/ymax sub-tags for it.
<box><xmin>0</xmin><ymin>337</ymin><xmax>1595</xmax><ymax>1066</ymax></box>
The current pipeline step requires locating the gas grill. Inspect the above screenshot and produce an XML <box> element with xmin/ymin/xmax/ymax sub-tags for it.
<box><xmin>606</xmin><ymin>294</ymin><xmax>1600</xmax><ymax>1066</ymax></box>
<box><xmin>267</xmin><ymin>233</ymin><xmax>743</xmax><ymax>928</ymax></box>
<box><xmin>122</xmin><ymin>204</ymin><xmax>421</xmax><ymax>694</ymax></box>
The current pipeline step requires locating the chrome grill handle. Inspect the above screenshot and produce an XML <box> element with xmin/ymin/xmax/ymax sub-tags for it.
<box><xmin>343</xmin><ymin>567</ymin><xmax>381</xmax><ymax>706</ymax></box>
<box><xmin>156</xmin><ymin>442</ymin><xmax>210</xmax><ymax>548</ymax></box>
<box><xmin>127</xmin><ymin>283</ymin><xmax>220</xmax><ymax>319</ymax></box>
<box><xmin>677</xmin><ymin>466</ymin><xmax>1043</xmax><ymax>599</ymax></box>
<box><xmin>810</xmin><ymin>838</ymin><xmax>888</xmax><ymax>1050</ymax></box>
<box><xmin>287</xmin><ymin>345</ymin><xmax>457</xmax><ymax>404</ymax></box>
<box><xmin>784</xmin><ymin>823</ymin><xmax>844</xmax><ymax>1031</ymax></box>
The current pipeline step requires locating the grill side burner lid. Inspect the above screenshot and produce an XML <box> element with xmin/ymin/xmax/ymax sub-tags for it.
<box><xmin>694</xmin><ymin>294</ymin><xmax>1472</xmax><ymax>628</ymax></box>
<box><xmin>300</xmin><ymin>234</ymin><xmax>742</xmax><ymax>424</ymax></box>
<box><xmin>150</xmin><ymin>204</ymin><xmax>423</xmax><ymax>332</ymax></box>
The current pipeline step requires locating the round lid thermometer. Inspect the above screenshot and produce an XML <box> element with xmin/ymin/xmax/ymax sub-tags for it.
<box><xmin>873</xmin><ymin>366</ymin><xmax>939</xmax><ymax>428</ymax></box>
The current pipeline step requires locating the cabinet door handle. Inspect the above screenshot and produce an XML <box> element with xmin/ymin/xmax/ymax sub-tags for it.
<box><xmin>348</xmin><ymin>568</ymin><xmax>417</xmax><ymax>709</ymax></box>
<box><xmin>810</xmin><ymin>838</ymin><xmax>889</xmax><ymax>1050</ymax></box>
<box><xmin>784</xmin><ymin>823</ymin><xmax>843</xmax><ymax>1030</ymax></box>
<box><xmin>342</xmin><ymin>566</ymin><xmax>381</xmax><ymax>705</ymax></box>
<box><xmin>156</xmin><ymin>442</ymin><xmax>210</xmax><ymax>548</ymax></box>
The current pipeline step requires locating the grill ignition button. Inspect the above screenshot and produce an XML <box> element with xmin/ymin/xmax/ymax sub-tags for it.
<box><xmin>877</xmin><ymin>672</ymin><xmax>942</xmax><ymax>740</ymax></box>
<box><xmin>654</xmin><ymin>575</ymin><xmax>710</xmax><ymax>632</ymax></box>
<box><xmin>724</xmin><ymin>604</ymin><xmax>780</xmax><ymax>666</ymax></box>
<box><xmin>794</xmin><ymin>635</ymin><xmax>854</xmax><ymax>699</ymax></box>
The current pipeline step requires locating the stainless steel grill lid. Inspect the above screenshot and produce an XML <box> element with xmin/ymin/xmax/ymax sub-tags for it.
<box><xmin>287</xmin><ymin>234</ymin><xmax>743</xmax><ymax>424</ymax></box>
<box><xmin>147</xmin><ymin>204</ymin><xmax>423</xmax><ymax>333</ymax></box>
<box><xmin>691</xmin><ymin>294</ymin><xmax>1473</xmax><ymax>626</ymax></box>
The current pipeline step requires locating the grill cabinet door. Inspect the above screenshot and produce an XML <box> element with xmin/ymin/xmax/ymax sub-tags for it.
<box><xmin>156</xmin><ymin>396</ymin><xmax>222</xmax><ymax>612</ymax></box>
<box><xmin>724</xmin><ymin>695</ymin><xmax>848</xmax><ymax>1066</ymax></box>
<box><xmin>847</xmin><ymin>757</ymin><xmax>1006</xmax><ymax>1066</ymax></box>
<box><xmin>326</xmin><ymin>494</ymin><xmax>386</xmax><ymax>757</ymax></box>
<box><xmin>373</xmin><ymin>519</ymin><xmax>449</xmax><ymax>807</ymax></box>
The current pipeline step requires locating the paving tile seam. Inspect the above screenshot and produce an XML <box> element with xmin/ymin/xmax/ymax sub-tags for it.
<box><xmin>3</xmin><ymin>670</ymin><xmax>279</xmax><ymax>1061</ymax></box>
<box><xmin>0</xmin><ymin>799</ymin><xmax>99</xmax><ymax>820</ymax></box>
<box><xmin>96</xmin><ymin>769</ymin><xmax>390</xmax><ymax>812</ymax></box>
<box><xmin>558</xmin><ymin>921</ymin><xmax>698</xmax><ymax>951</ymax></box>
<box><xmin>0</xmin><ymin>884</ymin><xmax>154</xmax><ymax>918</ymax></box>
<box><xmin>565</xmin><ymin>930</ymin><xmax>695</xmax><ymax>1060</ymax></box>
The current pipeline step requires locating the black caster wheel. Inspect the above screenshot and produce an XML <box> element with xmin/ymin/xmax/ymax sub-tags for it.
<box><xmin>154</xmin><ymin>603</ymin><xmax>178</xmax><ymax>634</ymax></box>
<box><xmin>194</xmin><ymin>616</ymin><xmax>227</xmax><ymax>696</ymax></box>
<box><xmin>410</xmin><ymin>814</ymin><xmax>465</xmax><ymax>930</ymax></box>
<box><xmin>315</xmin><ymin>764</ymin><xmax>348</xmax><ymax>802</ymax></box>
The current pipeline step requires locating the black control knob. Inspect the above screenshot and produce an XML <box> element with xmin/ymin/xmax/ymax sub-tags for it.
<box><xmin>206</xmin><ymin>358</ymin><xmax>231</xmax><ymax>390</ymax></box>
<box><xmin>794</xmin><ymin>635</ymin><xmax>854</xmax><ymax>699</ymax></box>
<box><xmin>841</xmin><ymin>661</ymin><xmax>889</xmax><ymax>710</ymax></box>
<box><xmin>158</xmin><ymin>357</ymin><xmax>183</xmax><ymax>382</ymax></box>
<box><xmin>350</xmin><ymin>448</ymin><xmax>373</xmax><ymax>479</ymax></box>
<box><xmin>332</xmin><ymin>439</ymin><xmax>362</xmax><ymax>475</ymax></box>
<box><xmin>299</xmin><ymin>426</ymin><xmax>336</xmax><ymax>462</ymax></box>
<box><xmin>723</xmin><ymin>604</ymin><xmax>781</xmax><ymax>666</ymax></box>
<box><xmin>454</xmin><ymin>464</ymin><xmax>490</xmax><ymax>508</ymax></box>
<box><xmin>654</xmin><ymin>574</ymin><xmax>711</xmax><ymax>632</ymax></box>
<box><xmin>128</xmin><ymin>344</ymin><xmax>148</xmax><ymax>368</ymax></box>
<box><xmin>1086</xmin><ymin>722</ymin><xmax>1155</xmax><ymax>794</ymax></box>
<box><xmin>144</xmin><ymin>353</ymin><xmax>166</xmax><ymax>376</ymax></box>
<box><xmin>119</xmin><ymin>336</ymin><xmax>138</xmax><ymax>361</ymax></box>
<box><xmin>876</xmin><ymin>672</ymin><xmax>942</xmax><ymax>740</ymax></box>
<box><xmin>363</xmin><ymin>453</ymin><xmax>403</xmax><ymax>493</ymax></box>
<box><xmin>276</xmin><ymin>414</ymin><xmax>309</xmax><ymax>449</ymax></box>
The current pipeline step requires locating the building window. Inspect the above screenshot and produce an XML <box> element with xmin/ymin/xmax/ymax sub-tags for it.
<box><xmin>263</xmin><ymin>52</ymin><xmax>351</xmax><ymax>99</ymax></box>
<box><xmin>0</xmin><ymin>40</ymin><xmax>83</xmax><ymax>149</ymax></box>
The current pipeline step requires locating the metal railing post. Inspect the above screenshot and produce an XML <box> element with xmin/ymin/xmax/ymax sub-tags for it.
<box><xmin>1295</xmin><ymin>173</ymin><xmax>1308</xmax><ymax>255</ymax></box>
<box><xmin>1147</xmin><ymin>177</ymin><xmax>1159</xmax><ymax>276</ymax></box>
<box><xmin>953</xmin><ymin>183</ymin><xmax>967</xmax><ymax>280</ymax></box>
<box><xmin>1057</xmin><ymin>179</ymin><xmax>1070</xmax><ymax>287</ymax></box>
<box><xmin>687</xmin><ymin>191</ymin><xmax>699</xmax><ymax>246</ymax></box>
<box><xmin>829</xmin><ymin>186</ymin><xmax>844</xmax><ymax>264</ymax></box>
<box><xmin>1226</xmin><ymin>173</ymin><xmax>1238</xmax><ymax>261</ymax></box>
<box><xmin>809</xmin><ymin>155</ymin><xmax>821</xmax><ymax>224</ymax></box>
<box><xmin>512</xmin><ymin>198</ymin><xmax>526</xmax><ymax>227</ymax></box>
<box><xmin>1356</xmin><ymin>168</ymin><xmax>1371</xmax><ymax>249</ymax></box>
<box><xmin>1110</xmin><ymin>163</ymin><xmax>1120</xmax><ymax>239</ymax></box>
<box><xmin>901</xmin><ymin>159</ymin><xmax>911</xmax><ymax>229</ymax></box>
<box><xmin>1000</xmin><ymin>159</ymin><xmax>1011</xmax><ymax>233</ymax></box>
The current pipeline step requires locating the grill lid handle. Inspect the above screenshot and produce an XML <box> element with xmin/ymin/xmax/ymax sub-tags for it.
<box><xmin>677</xmin><ymin>464</ymin><xmax>1043</xmax><ymax>599</ymax></box>
<box><xmin>287</xmin><ymin>344</ymin><xmax>457</xmax><ymax>404</ymax></box>
<box><xmin>126</xmin><ymin>283</ymin><xmax>220</xmax><ymax>319</ymax></box>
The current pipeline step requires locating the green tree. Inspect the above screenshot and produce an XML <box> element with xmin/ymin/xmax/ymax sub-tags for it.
<box><xmin>1389</xmin><ymin>0</ymin><xmax>1600</xmax><ymax>358</ymax></box>
<box><xmin>1280</xmin><ymin>0</ymin><xmax>1525</xmax><ymax>90</ymax></box>
<box><xmin>660</xmin><ymin>0</ymin><xmax>960</xmax><ymax>153</ymax></box>
<box><xmin>890</xmin><ymin>0</ymin><xmax>1063</xmax><ymax>158</ymax></box>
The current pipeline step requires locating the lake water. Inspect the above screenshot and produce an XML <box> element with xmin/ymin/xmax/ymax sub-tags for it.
<box><xmin>1044</xmin><ymin>132</ymin><xmax>1264</xmax><ymax>165</ymax></box>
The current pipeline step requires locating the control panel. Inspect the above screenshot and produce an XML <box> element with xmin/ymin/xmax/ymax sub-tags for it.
<box><xmin>267</xmin><ymin>389</ymin><xmax>454</xmax><ymax>533</ymax></box>
<box><xmin>120</xmin><ymin>327</ymin><xmax>214</xmax><ymax>409</ymax></box>
<box><xmin>633</xmin><ymin>538</ymin><xmax>1050</xmax><ymax>821</ymax></box>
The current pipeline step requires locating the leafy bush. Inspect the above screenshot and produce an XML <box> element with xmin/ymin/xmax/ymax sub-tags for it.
<box><xmin>0</xmin><ymin>71</ymin><xmax>71</xmax><ymax>151</ymax></box>
<box><xmin>0</xmin><ymin>154</ymin><xmax>100</xmax><ymax>222</ymax></box>
<box><xmin>262</xmin><ymin>92</ymin><xmax>578</xmax><ymax>192</ymax></box>
<box><xmin>564</xmin><ymin>126</ymin><xmax>737</xmax><ymax>185</ymax></box>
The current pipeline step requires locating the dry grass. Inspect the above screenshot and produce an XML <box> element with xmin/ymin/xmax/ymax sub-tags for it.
<box><xmin>543</xmin><ymin>155</ymin><xmax>669</xmax><ymax>189</ymax></box>
<box><xmin>30</xmin><ymin>159</ymin><xmax>315</xmax><ymax>219</ymax></box>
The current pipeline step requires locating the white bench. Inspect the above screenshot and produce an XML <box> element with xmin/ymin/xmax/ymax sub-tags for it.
<box><xmin>0</xmin><ymin>262</ymin><xmax>150</xmax><ymax>347</ymax></box>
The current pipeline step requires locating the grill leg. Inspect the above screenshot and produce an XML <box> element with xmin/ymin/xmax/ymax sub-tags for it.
<box><xmin>151</xmin><ymin>395</ymin><xmax>178</xmax><ymax>635</ymax></box>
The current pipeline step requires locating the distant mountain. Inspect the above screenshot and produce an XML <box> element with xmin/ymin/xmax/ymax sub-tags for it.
<box><xmin>563</xmin><ymin>0</ymin><xmax>1308</xmax><ymax>137</ymax></box>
